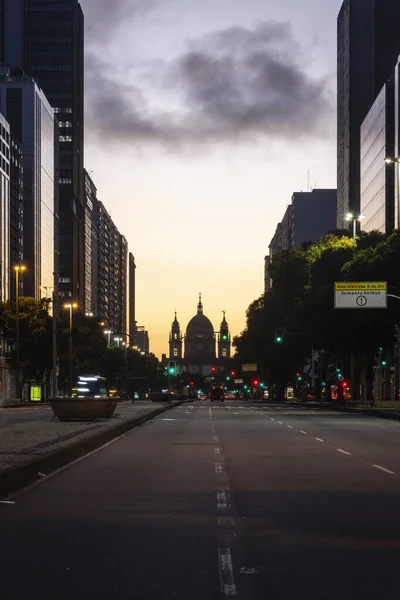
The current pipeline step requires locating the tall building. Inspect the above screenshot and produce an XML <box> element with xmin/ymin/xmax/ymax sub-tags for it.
<box><xmin>266</xmin><ymin>189</ymin><xmax>337</xmax><ymax>291</ymax></box>
<box><xmin>0</xmin><ymin>112</ymin><xmax>10</xmax><ymax>301</ymax></box>
<box><xmin>360</xmin><ymin>79</ymin><xmax>395</xmax><ymax>233</ymax></box>
<box><xmin>136</xmin><ymin>326</ymin><xmax>149</xmax><ymax>354</ymax></box>
<box><xmin>9</xmin><ymin>132</ymin><xmax>23</xmax><ymax>301</ymax></box>
<box><xmin>0</xmin><ymin>0</ymin><xmax>85</xmax><ymax>304</ymax></box>
<box><xmin>128</xmin><ymin>253</ymin><xmax>136</xmax><ymax>345</ymax></box>
<box><xmin>84</xmin><ymin>170</ymin><xmax>96</xmax><ymax>314</ymax></box>
<box><xmin>93</xmin><ymin>200</ymin><xmax>128</xmax><ymax>335</ymax></box>
<box><xmin>337</xmin><ymin>0</ymin><xmax>400</xmax><ymax>227</ymax></box>
<box><xmin>0</xmin><ymin>73</ymin><xmax>56</xmax><ymax>298</ymax></box>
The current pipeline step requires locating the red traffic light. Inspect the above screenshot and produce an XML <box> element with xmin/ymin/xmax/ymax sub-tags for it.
<box><xmin>211</xmin><ymin>366</ymin><xmax>216</xmax><ymax>372</ymax></box>
<box><xmin>342</xmin><ymin>381</ymin><xmax>348</xmax><ymax>387</ymax></box>
<box><xmin>253</xmin><ymin>379</ymin><xmax>259</xmax><ymax>386</ymax></box>
<box><xmin>231</xmin><ymin>371</ymin><xmax>235</xmax><ymax>376</ymax></box>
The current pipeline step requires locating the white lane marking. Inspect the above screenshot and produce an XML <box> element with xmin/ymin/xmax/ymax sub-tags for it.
<box><xmin>217</xmin><ymin>490</ymin><xmax>228</xmax><ymax>509</ymax></box>
<box><xmin>215</xmin><ymin>463</ymin><xmax>223</xmax><ymax>474</ymax></box>
<box><xmin>337</xmin><ymin>449</ymin><xmax>351</xmax><ymax>455</ymax></box>
<box><xmin>287</xmin><ymin>425</ymin><xmax>293</xmax><ymax>429</ymax></box>
<box><xmin>219</xmin><ymin>548</ymin><xmax>237</xmax><ymax>596</ymax></box>
<box><xmin>271</xmin><ymin>418</ymin><xmax>275</xmax><ymax>421</ymax></box>
<box><xmin>299</xmin><ymin>430</ymin><xmax>307</xmax><ymax>435</ymax></box>
<box><xmin>372</xmin><ymin>464</ymin><xmax>396</xmax><ymax>475</ymax></box>
<box><xmin>277</xmin><ymin>421</ymin><xmax>283</xmax><ymax>424</ymax></box>
<box><xmin>233</xmin><ymin>412</ymin><xmax>239</xmax><ymax>415</ymax></box>
<box><xmin>214</xmin><ymin>447</ymin><xmax>221</xmax><ymax>454</ymax></box>
<box><xmin>213</xmin><ymin>436</ymin><xmax>219</xmax><ymax>442</ymax></box>
<box><xmin>160</xmin><ymin>418</ymin><xmax>180</xmax><ymax>421</ymax></box>
<box><xmin>0</xmin><ymin>501</ymin><xmax>15</xmax><ymax>505</ymax></box>
<box><xmin>315</xmin><ymin>438</ymin><xmax>324</xmax><ymax>442</ymax></box>
<box><xmin>185</xmin><ymin>411</ymin><xmax>191</xmax><ymax>414</ymax></box>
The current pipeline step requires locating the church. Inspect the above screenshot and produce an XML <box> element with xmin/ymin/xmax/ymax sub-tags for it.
<box><xmin>168</xmin><ymin>295</ymin><xmax>232</xmax><ymax>375</ymax></box>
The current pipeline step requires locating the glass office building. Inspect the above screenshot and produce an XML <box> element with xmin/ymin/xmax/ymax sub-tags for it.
<box><xmin>0</xmin><ymin>113</ymin><xmax>10</xmax><ymax>301</ymax></box>
<box><xmin>0</xmin><ymin>74</ymin><xmax>55</xmax><ymax>298</ymax></box>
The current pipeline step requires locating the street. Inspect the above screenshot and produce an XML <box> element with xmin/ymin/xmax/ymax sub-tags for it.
<box><xmin>1</xmin><ymin>402</ymin><xmax>400</xmax><ymax>599</ymax></box>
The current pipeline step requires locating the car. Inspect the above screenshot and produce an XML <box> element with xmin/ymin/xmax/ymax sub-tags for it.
<box><xmin>210</xmin><ymin>386</ymin><xmax>224</xmax><ymax>402</ymax></box>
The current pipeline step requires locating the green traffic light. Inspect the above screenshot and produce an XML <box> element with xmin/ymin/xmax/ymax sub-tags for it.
<box><xmin>226</xmin><ymin>376</ymin><xmax>230</xmax><ymax>381</ymax></box>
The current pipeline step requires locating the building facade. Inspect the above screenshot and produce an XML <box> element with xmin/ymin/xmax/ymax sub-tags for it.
<box><xmin>84</xmin><ymin>169</ymin><xmax>96</xmax><ymax>314</ymax></box>
<box><xmin>0</xmin><ymin>112</ymin><xmax>10</xmax><ymax>301</ymax></box>
<box><xmin>93</xmin><ymin>200</ymin><xmax>128</xmax><ymax>335</ymax></box>
<box><xmin>168</xmin><ymin>297</ymin><xmax>232</xmax><ymax>375</ymax></box>
<box><xmin>136</xmin><ymin>326</ymin><xmax>149</xmax><ymax>354</ymax></box>
<box><xmin>0</xmin><ymin>73</ymin><xmax>55</xmax><ymax>298</ymax></box>
<box><xmin>360</xmin><ymin>80</ymin><xmax>395</xmax><ymax>233</ymax></box>
<box><xmin>128</xmin><ymin>253</ymin><xmax>136</xmax><ymax>346</ymax></box>
<box><xmin>9</xmin><ymin>132</ymin><xmax>23</xmax><ymax>300</ymax></box>
<box><xmin>0</xmin><ymin>0</ymin><xmax>85</xmax><ymax>304</ymax></box>
<box><xmin>337</xmin><ymin>0</ymin><xmax>400</xmax><ymax>227</ymax></box>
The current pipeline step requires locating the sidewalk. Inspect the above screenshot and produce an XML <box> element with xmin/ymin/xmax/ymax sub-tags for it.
<box><xmin>0</xmin><ymin>401</ymin><xmax>180</xmax><ymax>498</ymax></box>
<box><xmin>291</xmin><ymin>399</ymin><xmax>400</xmax><ymax>421</ymax></box>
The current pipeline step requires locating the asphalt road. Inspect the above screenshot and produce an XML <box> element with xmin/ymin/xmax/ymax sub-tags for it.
<box><xmin>1</xmin><ymin>402</ymin><xmax>400</xmax><ymax>599</ymax></box>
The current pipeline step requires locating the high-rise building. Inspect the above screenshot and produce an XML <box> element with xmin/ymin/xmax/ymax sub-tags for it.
<box><xmin>84</xmin><ymin>170</ymin><xmax>96</xmax><ymax>314</ymax></box>
<box><xmin>360</xmin><ymin>79</ymin><xmax>395</xmax><ymax>233</ymax></box>
<box><xmin>0</xmin><ymin>0</ymin><xmax>85</xmax><ymax>304</ymax></box>
<box><xmin>337</xmin><ymin>0</ymin><xmax>400</xmax><ymax>227</ymax></box>
<box><xmin>0</xmin><ymin>73</ymin><xmax>56</xmax><ymax>298</ymax></box>
<box><xmin>9</xmin><ymin>132</ymin><xmax>23</xmax><ymax>301</ymax></box>
<box><xmin>93</xmin><ymin>200</ymin><xmax>128</xmax><ymax>335</ymax></box>
<box><xmin>128</xmin><ymin>253</ymin><xmax>136</xmax><ymax>346</ymax></box>
<box><xmin>0</xmin><ymin>112</ymin><xmax>10</xmax><ymax>301</ymax></box>
<box><xmin>136</xmin><ymin>326</ymin><xmax>150</xmax><ymax>355</ymax></box>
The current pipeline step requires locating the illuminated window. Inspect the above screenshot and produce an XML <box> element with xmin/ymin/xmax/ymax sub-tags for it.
<box><xmin>173</xmin><ymin>347</ymin><xmax>178</xmax><ymax>357</ymax></box>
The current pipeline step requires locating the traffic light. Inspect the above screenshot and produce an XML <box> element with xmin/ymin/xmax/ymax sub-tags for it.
<box><xmin>253</xmin><ymin>379</ymin><xmax>259</xmax><ymax>386</ymax></box>
<box><xmin>168</xmin><ymin>361</ymin><xmax>176</xmax><ymax>375</ymax></box>
<box><xmin>226</xmin><ymin>376</ymin><xmax>230</xmax><ymax>381</ymax></box>
<box><xmin>381</xmin><ymin>358</ymin><xmax>387</xmax><ymax>366</ymax></box>
<box><xmin>230</xmin><ymin>371</ymin><xmax>235</xmax><ymax>377</ymax></box>
<box><xmin>222</xmin><ymin>333</ymin><xmax>228</xmax><ymax>340</ymax></box>
<box><xmin>275</xmin><ymin>328</ymin><xmax>283</xmax><ymax>343</ymax></box>
<box><xmin>211</xmin><ymin>366</ymin><xmax>216</xmax><ymax>372</ymax></box>
<box><xmin>296</xmin><ymin>371</ymin><xmax>302</xmax><ymax>381</ymax></box>
<box><xmin>260</xmin><ymin>382</ymin><xmax>265</xmax><ymax>388</ymax></box>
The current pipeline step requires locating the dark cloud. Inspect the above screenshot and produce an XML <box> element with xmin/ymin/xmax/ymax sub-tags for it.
<box><xmin>81</xmin><ymin>0</ymin><xmax>157</xmax><ymax>41</ymax></box>
<box><xmin>86</xmin><ymin>21</ymin><xmax>333</xmax><ymax>147</ymax></box>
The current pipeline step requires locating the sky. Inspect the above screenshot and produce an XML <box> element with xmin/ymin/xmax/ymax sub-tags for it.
<box><xmin>80</xmin><ymin>0</ymin><xmax>343</xmax><ymax>358</ymax></box>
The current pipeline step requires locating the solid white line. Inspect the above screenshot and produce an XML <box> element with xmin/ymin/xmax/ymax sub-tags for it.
<box><xmin>337</xmin><ymin>449</ymin><xmax>351</xmax><ymax>455</ymax></box>
<box><xmin>315</xmin><ymin>438</ymin><xmax>324</xmax><ymax>442</ymax></box>
<box><xmin>299</xmin><ymin>430</ymin><xmax>307</xmax><ymax>435</ymax></box>
<box><xmin>372</xmin><ymin>464</ymin><xmax>396</xmax><ymax>475</ymax></box>
<box><xmin>0</xmin><ymin>501</ymin><xmax>15</xmax><ymax>505</ymax></box>
<box><xmin>219</xmin><ymin>548</ymin><xmax>237</xmax><ymax>596</ymax></box>
<box><xmin>287</xmin><ymin>425</ymin><xmax>293</xmax><ymax>429</ymax></box>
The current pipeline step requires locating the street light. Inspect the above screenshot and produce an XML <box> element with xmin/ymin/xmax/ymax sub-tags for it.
<box><xmin>85</xmin><ymin>312</ymin><xmax>93</xmax><ymax>317</ymax></box>
<box><xmin>14</xmin><ymin>265</ymin><xmax>26</xmax><ymax>400</ymax></box>
<box><xmin>345</xmin><ymin>212</ymin><xmax>365</xmax><ymax>247</ymax></box>
<box><xmin>104</xmin><ymin>330</ymin><xmax>113</xmax><ymax>346</ymax></box>
<box><xmin>64</xmin><ymin>302</ymin><xmax>78</xmax><ymax>396</ymax></box>
<box><xmin>385</xmin><ymin>157</ymin><xmax>400</xmax><ymax>165</ymax></box>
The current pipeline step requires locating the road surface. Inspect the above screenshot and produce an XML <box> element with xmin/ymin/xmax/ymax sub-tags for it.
<box><xmin>1</xmin><ymin>402</ymin><xmax>400</xmax><ymax>599</ymax></box>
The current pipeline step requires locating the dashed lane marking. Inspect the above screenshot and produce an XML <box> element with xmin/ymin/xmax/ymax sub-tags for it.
<box><xmin>214</xmin><ymin>447</ymin><xmax>221</xmax><ymax>455</ymax></box>
<box><xmin>219</xmin><ymin>548</ymin><xmax>237</xmax><ymax>596</ymax></box>
<box><xmin>337</xmin><ymin>449</ymin><xmax>351</xmax><ymax>455</ymax></box>
<box><xmin>217</xmin><ymin>490</ymin><xmax>228</xmax><ymax>509</ymax></box>
<box><xmin>372</xmin><ymin>464</ymin><xmax>396</xmax><ymax>475</ymax></box>
<box><xmin>315</xmin><ymin>438</ymin><xmax>324</xmax><ymax>442</ymax></box>
<box><xmin>215</xmin><ymin>463</ymin><xmax>224</xmax><ymax>474</ymax></box>
<box><xmin>299</xmin><ymin>430</ymin><xmax>307</xmax><ymax>435</ymax></box>
<box><xmin>287</xmin><ymin>425</ymin><xmax>293</xmax><ymax>429</ymax></box>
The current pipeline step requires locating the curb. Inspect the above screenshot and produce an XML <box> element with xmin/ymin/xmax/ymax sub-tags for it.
<box><xmin>0</xmin><ymin>402</ymin><xmax>51</xmax><ymax>409</ymax></box>
<box><xmin>0</xmin><ymin>401</ymin><xmax>182</xmax><ymax>499</ymax></box>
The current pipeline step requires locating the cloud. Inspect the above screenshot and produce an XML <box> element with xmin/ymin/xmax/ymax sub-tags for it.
<box><xmin>81</xmin><ymin>0</ymin><xmax>157</xmax><ymax>41</ymax></box>
<box><xmin>85</xmin><ymin>21</ymin><xmax>333</xmax><ymax>147</ymax></box>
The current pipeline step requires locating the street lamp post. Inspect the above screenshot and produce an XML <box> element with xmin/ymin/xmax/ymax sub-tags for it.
<box><xmin>345</xmin><ymin>212</ymin><xmax>365</xmax><ymax>247</ymax></box>
<box><xmin>14</xmin><ymin>265</ymin><xmax>26</xmax><ymax>400</ymax></box>
<box><xmin>64</xmin><ymin>303</ymin><xmax>78</xmax><ymax>396</ymax></box>
<box><xmin>104</xmin><ymin>330</ymin><xmax>113</xmax><ymax>346</ymax></box>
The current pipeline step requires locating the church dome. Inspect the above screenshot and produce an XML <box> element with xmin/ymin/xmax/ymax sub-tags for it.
<box><xmin>186</xmin><ymin>313</ymin><xmax>214</xmax><ymax>336</ymax></box>
<box><xmin>186</xmin><ymin>294</ymin><xmax>214</xmax><ymax>336</ymax></box>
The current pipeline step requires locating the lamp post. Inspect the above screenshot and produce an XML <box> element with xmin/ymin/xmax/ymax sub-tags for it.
<box><xmin>104</xmin><ymin>330</ymin><xmax>113</xmax><ymax>346</ymax></box>
<box><xmin>64</xmin><ymin>303</ymin><xmax>78</xmax><ymax>395</ymax></box>
<box><xmin>14</xmin><ymin>265</ymin><xmax>26</xmax><ymax>400</ymax></box>
<box><xmin>345</xmin><ymin>212</ymin><xmax>365</xmax><ymax>247</ymax></box>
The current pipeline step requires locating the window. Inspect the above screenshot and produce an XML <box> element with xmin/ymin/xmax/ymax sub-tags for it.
<box><xmin>173</xmin><ymin>348</ymin><xmax>178</xmax><ymax>357</ymax></box>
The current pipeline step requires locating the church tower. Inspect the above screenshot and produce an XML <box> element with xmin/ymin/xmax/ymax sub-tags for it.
<box><xmin>169</xmin><ymin>312</ymin><xmax>183</xmax><ymax>359</ymax></box>
<box><xmin>218</xmin><ymin>312</ymin><xmax>231</xmax><ymax>359</ymax></box>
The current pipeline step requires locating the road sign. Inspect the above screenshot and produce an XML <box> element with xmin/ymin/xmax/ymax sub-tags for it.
<box><xmin>234</xmin><ymin>378</ymin><xmax>244</xmax><ymax>384</ymax></box>
<box><xmin>334</xmin><ymin>282</ymin><xmax>387</xmax><ymax>309</ymax></box>
<box><xmin>242</xmin><ymin>363</ymin><xmax>257</xmax><ymax>372</ymax></box>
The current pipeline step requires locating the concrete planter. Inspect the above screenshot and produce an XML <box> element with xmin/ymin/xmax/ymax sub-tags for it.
<box><xmin>50</xmin><ymin>397</ymin><xmax>119</xmax><ymax>421</ymax></box>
